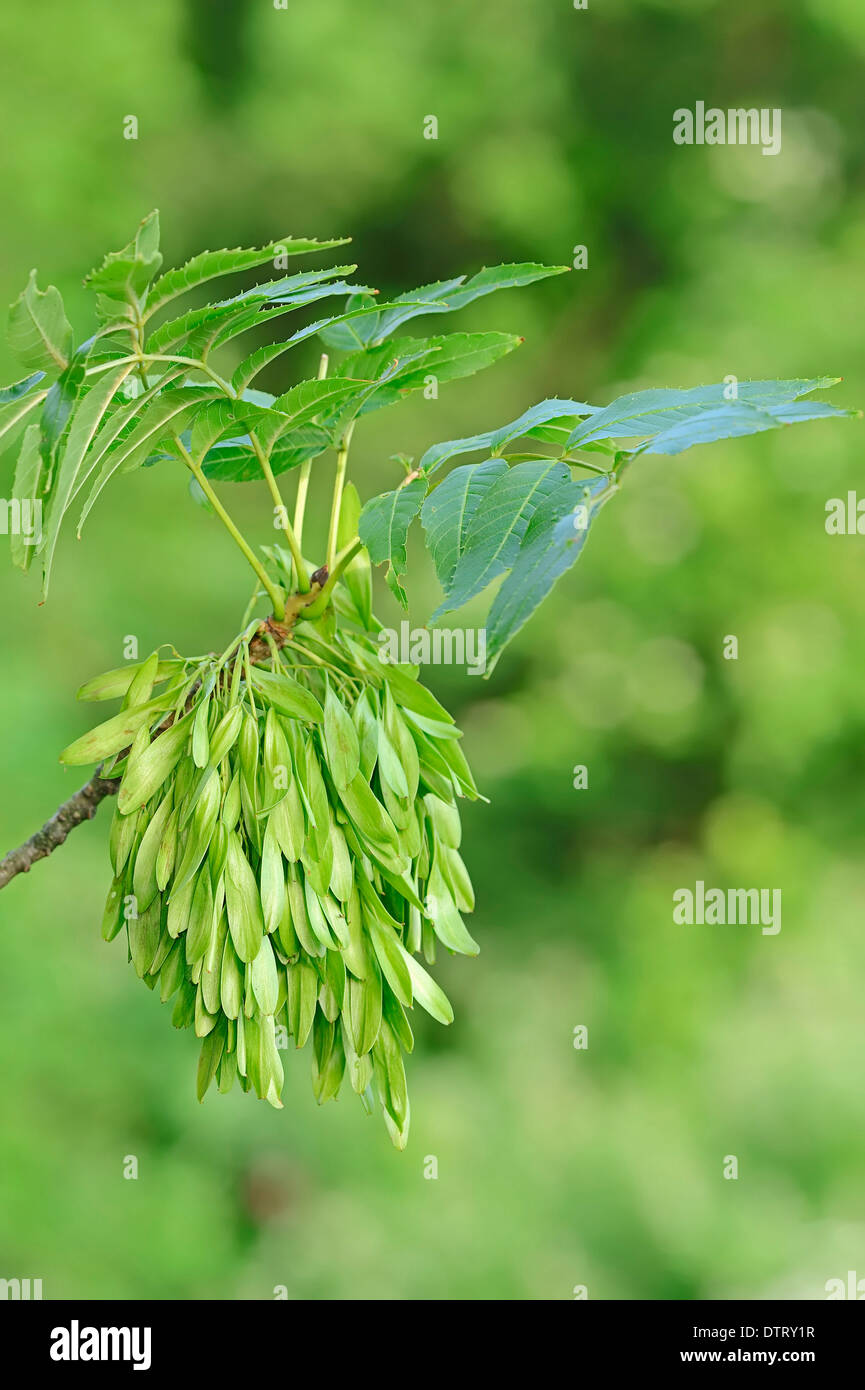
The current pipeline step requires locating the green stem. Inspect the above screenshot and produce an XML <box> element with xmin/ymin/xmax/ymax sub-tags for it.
<box><xmin>294</xmin><ymin>352</ymin><xmax>329</xmax><ymax>548</ymax></box>
<box><xmin>327</xmin><ymin>420</ymin><xmax>355</xmax><ymax>570</ymax></box>
<box><xmin>173</xmin><ymin>435</ymin><xmax>286</xmax><ymax>618</ymax></box>
<box><xmin>248</xmin><ymin>431</ymin><xmax>309</xmax><ymax>592</ymax></box>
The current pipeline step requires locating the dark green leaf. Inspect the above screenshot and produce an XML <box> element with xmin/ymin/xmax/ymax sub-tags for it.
<box><xmin>485</xmin><ymin>474</ymin><xmax>614</xmax><ymax>662</ymax></box>
<box><xmin>420</xmin><ymin>458</ymin><xmax>508</xmax><ymax>590</ymax></box>
<box><xmin>431</xmin><ymin>459</ymin><xmax>570</xmax><ymax>620</ymax></box>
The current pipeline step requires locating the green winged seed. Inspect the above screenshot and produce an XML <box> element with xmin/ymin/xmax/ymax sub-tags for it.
<box><xmin>220</xmin><ymin>937</ymin><xmax>244</xmax><ymax>1019</ymax></box>
<box><xmin>250</xmin><ymin>935</ymin><xmax>279</xmax><ymax>1014</ymax></box>
<box><xmin>117</xmin><ymin>714</ymin><xmax>192</xmax><ymax>814</ymax></box>
<box><xmin>208</xmin><ymin>703</ymin><xmax>243</xmax><ymax>767</ymax></box>
<box><xmin>132</xmin><ymin>790</ymin><xmax>174</xmax><ymax>911</ymax></box>
<box><xmin>155</xmin><ymin>805</ymin><xmax>179</xmax><ymax>892</ymax></box>
<box><xmin>60</xmin><ymin>694</ymin><xmax>176</xmax><ymax>766</ymax></box>
<box><xmin>367</xmin><ymin>918</ymin><xmax>413</xmax><ymax>1007</ymax></box>
<box><xmin>345</xmin><ymin>967</ymin><xmax>382</xmax><ymax>1056</ymax></box>
<box><xmin>77</xmin><ymin>659</ymin><xmax>182</xmax><ymax>703</ymax></box>
<box><xmin>251</xmin><ymin>667</ymin><xmax>323</xmax><ymax>722</ymax></box>
<box><xmin>323</xmin><ymin>681</ymin><xmax>360</xmax><ymax>790</ymax></box>
<box><xmin>260</xmin><ymin>816</ymin><xmax>287</xmax><ymax>932</ymax></box>
<box><xmin>224</xmin><ymin>831</ymin><xmax>264</xmax><ymax>962</ymax></box>
<box><xmin>192</xmin><ymin>694</ymin><xmax>211</xmax><ymax>768</ymax></box>
<box><xmin>287</xmin><ymin>959</ymin><xmax>318</xmax><ymax>1046</ymax></box>
<box><xmin>398</xmin><ymin>943</ymin><xmax>454</xmax><ymax>1024</ymax></box>
<box><xmin>123</xmin><ymin>652</ymin><xmax>160</xmax><ymax>710</ymax></box>
<box><xmin>197</xmin><ymin>1023</ymin><xmax>225</xmax><ymax>1099</ymax></box>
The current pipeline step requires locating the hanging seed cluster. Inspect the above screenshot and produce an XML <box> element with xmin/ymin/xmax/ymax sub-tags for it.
<box><xmin>63</xmin><ymin>625</ymin><xmax>479</xmax><ymax>1148</ymax></box>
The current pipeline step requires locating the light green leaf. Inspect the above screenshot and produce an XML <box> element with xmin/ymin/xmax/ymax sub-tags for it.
<box><xmin>146</xmin><ymin>235</ymin><xmax>350</xmax><ymax>317</ymax></box>
<box><xmin>359</xmin><ymin>476</ymin><xmax>427</xmax><ymax>607</ymax></box>
<box><xmin>83</xmin><ymin>210</ymin><xmax>163</xmax><ymax>306</ymax></box>
<box><xmin>0</xmin><ymin>387</ymin><xmax>48</xmax><ymax>462</ymax></box>
<box><xmin>8</xmin><ymin>270</ymin><xmax>72</xmax><ymax>372</ymax></box>
<box><xmin>77</xmin><ymin>387</ymin><xmax>220</xmax><ymax>534</ymax></box>
<box><xmin>320</xmin><ymin>262</ymin><xmax>569</xmax><ymax>347</ymax></box>
<box><xmin>39</xmin><ymin>362</ymin><xmax>135</xmax><ymax>597</ymax></box>
<box><xmin>9</xmin><ymin>425</ymin><xmax>43</xmax><ymax>571</ymax></box>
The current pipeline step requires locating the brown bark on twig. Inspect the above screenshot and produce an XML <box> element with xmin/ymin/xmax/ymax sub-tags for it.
<box><xmin>0</xmin><ymin>769</ymin><xmax>119</xmax><ymax>890</ymax></box>
<box><xmin>0</xmin><ymin>588</ymin><xmax>328</xmax><ymax>892</ymax></box>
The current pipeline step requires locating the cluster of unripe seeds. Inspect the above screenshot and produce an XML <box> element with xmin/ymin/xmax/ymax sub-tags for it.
<box><xmin>64</xmin><ymin>618</ymin><xmax>479</xmax><ymax>1147</ymax></box>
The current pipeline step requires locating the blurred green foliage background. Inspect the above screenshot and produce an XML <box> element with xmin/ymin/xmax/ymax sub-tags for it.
<box><xmin>1</xmin><ymin>0</ymin><xmax>864</xmax><ymax>1300</ymax></box>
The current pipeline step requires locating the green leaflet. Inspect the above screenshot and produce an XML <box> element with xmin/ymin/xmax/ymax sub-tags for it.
<box><xmin>566</xmin><ymin>378</ymin><xmax>845</xmax><ymax>450</ymax></box>
<box><xmin>146</xmin><ymin>236</ymin><xmax>350</xmax><ymax>316</ymax></box>
<box><xmin>319</xmin><ymin>263</ymin><xmax>567</xmax><ymax>347</ymax></box>
<box><xmin>430</xmin><ymin>459</ymin><xmax>569</xmax><ymax>621</ymax></box>
<box><xmin>0</xmin><ymin>384</ymin><xmax>48</xmax><ymax>463</ymax></box>
<box><xmin>420</xmin><ymin>458</ymin><xmax>509</xmax><ymax>591</ymax></box>
<box><xmin>358</xmin><ymin>477</ymin><xmax>427</xmax><ymax>607</ymax></box>
<box><xmin>485</xmin><ymin>474</ymin><xmax>612</xmax><ymax>662</ymax></box>
<box><xmin>418</xmin><ymin>397</ymin><xmax>600</xmax><ymax>474</ymax></box>
<box><xmin>77</xmin><ymin>387</ymin><xmax>220</xmax><ymax>535</ymax></box>
<box><xmin>338</xmin><ymin>332</ymin><xmax>522</xmax><ymax>418</ymax></box>
<box><xmin>8</xmin><ymin>269</ymin><xmax>72</xmax><ymax>372</ymax></box>
<box><xmin>9</xmin><ymin>425</ymin><xmax>43</xmax><ymax>572</ymax></box>
<box><xmin>84</xmin><ymin>211</ymin><xmax>163</xmax><ymax>306</ymax></box>
<box><xmin>0</xmin><ymin>371</ymin><xmax>46</xmax><ymax>404</ymax></box>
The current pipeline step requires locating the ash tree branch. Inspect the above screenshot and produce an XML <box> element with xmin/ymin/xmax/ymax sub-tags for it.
<box><xmin>0</xmin><ymin>769</ymin><xmax>119</xmax><ymax>891</ymax></box>
<box><xmin>0</xmin><ymin>582</ymin><xmax>332</xmax><ymax>893</ymax></box>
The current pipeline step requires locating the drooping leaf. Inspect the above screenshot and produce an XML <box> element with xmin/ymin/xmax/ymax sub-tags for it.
<box><xmin>485</xmin><ymin>474</ymin><xmax>614</xmax><ymax>662</ymax></box>
<box><xmin>39</xmin><ymin>362</ymin><xmax>136</xmax><ymax>597</ymax></box>
<box><xmin>0</xmin><ymin>384</ymin><xmax>48</xmax><ymax>462</ymax></box>
<box><xmin>420</xmin><ymin>458</ymin><xmax>509</xmax><ymax>591</ymax></box>
<box><xmin>359</xmin><ymin>477</ymin><xmax>427</xmax><ymax>608</ymax></box>
<box><xmin>269</xmin><ymin>377</ymin><xmax>368</xmax><ymax>429</ymax></box>
<box><xmin>318</xmin><ymin>284</ymin><xmax>459</xmax><ymax>350</ymax></box>
<box><xmin>229</xmin><ymin>295</ymin><xmax>441</xmax><ymax>392</ymax></box>
<box><xmin>39</xmin><ymin>354</ymin><xmax>86</xmax><ymax>470</ymax></box>
<box><xmin>201</xmin><ymin>424</ymin><xmax>331</xmax><ymax>482</ymax></box>
<box><xmin>9</xmin><ymin>424</ymin><xmax>43</xmax><ymax>571</ymax></box>
<box><xmin>430</xmin><ymin>459</ymin><xmax>570</xmax><ymax>620</ymax></box>
<box><xmin>77</xmin><ymin>387</ymin><xmax>220</xmax><ymax>533</ymax></box>
<box><xmin>8</xmin><ymin>270</ymin><xmax>72</xmax><ymax>373</ymax></box>
<box><xmin>145</xmin><ymin>235</ymin><xmax>350</xmax><ymax>317</ymax></box>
